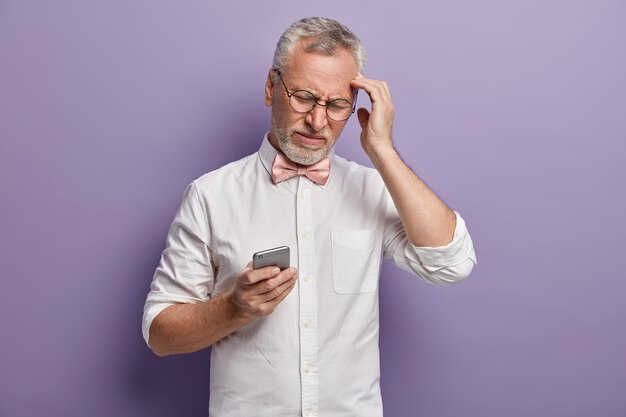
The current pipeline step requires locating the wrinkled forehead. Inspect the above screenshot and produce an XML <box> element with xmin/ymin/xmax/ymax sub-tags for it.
<box><xmin>285</xmin><ymin>39</ymin><xmax>358</xmax><ymax>73</ymax></box>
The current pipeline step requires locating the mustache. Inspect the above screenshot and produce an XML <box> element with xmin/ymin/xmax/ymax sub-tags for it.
<box><xmin>293</xmin><ymin>127</ymin><xmax>329</xmax><ymax>140</ymax></box>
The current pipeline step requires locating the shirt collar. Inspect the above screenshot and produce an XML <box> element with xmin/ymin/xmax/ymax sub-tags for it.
<box><xmin>258</xmin><ymin>132</ymin><xmax>334</xmax><ymax>188</ymax></box>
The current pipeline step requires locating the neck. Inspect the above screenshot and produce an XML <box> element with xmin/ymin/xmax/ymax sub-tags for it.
<box><xmin>267</xmin><ymin>131</ymin><xmax>281</xmax><ymax>152</ymax></box>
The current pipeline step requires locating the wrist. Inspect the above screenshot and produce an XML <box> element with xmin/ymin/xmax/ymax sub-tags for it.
<box><xmin>225</xmin><ymin>290</ymin><xmax>255</xmax><ymax>322</ymax></box>
<box><xmin>365</xmin><ymin>142</ymin><xmax>398</xmax><ymax>170</ymax></box>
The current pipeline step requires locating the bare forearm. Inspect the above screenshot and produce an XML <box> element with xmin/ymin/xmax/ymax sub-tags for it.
<box><xmin>149</xmin><ymin>265</ymin><xmax>298</xmax><ymax>357</ymax></box>
<box><xmin>350</xmin><ymin>76</ymin><xmax>455</xmax><ymax>247</ymax></box>
<box><xmin>368</xmin><ymin>145</ymin><xmax>456</xmax><ymax>247</ymax></box>
<box><xmin>149</xmin><ymin>290</ymin><xmax>252</xmax><ymax>357</ymax></box>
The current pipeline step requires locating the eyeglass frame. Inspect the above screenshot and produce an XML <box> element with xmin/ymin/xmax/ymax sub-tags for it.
<box><xmin>273</xmin><ymin>68</ymin><xmax>358</xmax><ymax>122</ymax></box>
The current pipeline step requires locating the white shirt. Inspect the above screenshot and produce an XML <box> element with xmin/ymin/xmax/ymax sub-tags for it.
<box><xmin>143</xmin><ymin>134</ymin><xmax>477</xmax><ymax>417</ymax></box>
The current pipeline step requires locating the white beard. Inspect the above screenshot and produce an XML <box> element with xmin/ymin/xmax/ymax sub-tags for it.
<box><xmin>274</xmin><ymin>127</ymin><xmax>332</xmax><ymax>166</ymax></box>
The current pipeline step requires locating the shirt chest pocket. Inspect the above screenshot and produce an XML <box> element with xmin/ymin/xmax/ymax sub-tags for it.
<box><xmin>331</xmin><ymin>230</ymin><xmax>380</xmax><ymax>294</ymax></box>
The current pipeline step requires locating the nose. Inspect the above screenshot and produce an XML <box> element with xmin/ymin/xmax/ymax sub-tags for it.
<box><xmin>305</xmin><ymin>103</ymin><xmax>328</xmax><ymax>132</ymax></box>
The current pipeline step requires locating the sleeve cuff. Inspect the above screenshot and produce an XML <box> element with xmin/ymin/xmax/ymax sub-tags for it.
<box><xmin>409</xmin><ymin>211</ymin><xmax>477</xmax><ymax>272</ymax></box>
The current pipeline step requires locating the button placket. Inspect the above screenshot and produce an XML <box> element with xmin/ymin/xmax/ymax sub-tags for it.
<box><xmin>296</xmin><ymin>177</ymin><xmax>318</xmax><ymax>416</ymax></box>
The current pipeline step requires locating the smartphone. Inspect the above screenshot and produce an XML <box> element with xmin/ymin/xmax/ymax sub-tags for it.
<box><xmin>252</xmin><ymin>246</ymin><xmax>290</xmax><ymax>270</ymax></box>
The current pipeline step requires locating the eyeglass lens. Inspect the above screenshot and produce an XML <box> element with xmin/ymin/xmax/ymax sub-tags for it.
<box><xmin>289</xmin><ymin>91</ymin><xmax>353</xmax><ymax>121</ymax></box>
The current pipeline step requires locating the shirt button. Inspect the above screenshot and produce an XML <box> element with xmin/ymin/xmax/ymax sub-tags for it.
<box><xmin>304</xmin><ymin>366</ymin><xmax>311</xmax><ymax>374</ymax></box>
<box><xmin>302</xmin><ymin>232</ymin><xmax>308</xmax><ymax>239</ymax></box>
<box><xmin>303</xmin><ymin>276</ymin><xmax>309</xmax><ymax>283</ymax></box>
<box><xmin>303</xmin><ymin>410</ymin><xmax>311</xmax><ymax>417</ymax></box>
<box><xmin>303</xmin><ymin>320</ymin><xmax>312</xmax><ymax>328</ymax></box>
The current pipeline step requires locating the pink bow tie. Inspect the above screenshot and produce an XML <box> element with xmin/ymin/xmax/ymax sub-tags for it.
<box><xmin>271</xmin><ymin>154</ymin><xmax>330</xmax><ymax>186</ymax></box>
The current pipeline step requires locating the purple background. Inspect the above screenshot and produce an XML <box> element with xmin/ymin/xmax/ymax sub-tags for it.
<box><xmin>1</xmin><ymin>0</ymin><xmax>625</xmax><ymax>416</ymax></box>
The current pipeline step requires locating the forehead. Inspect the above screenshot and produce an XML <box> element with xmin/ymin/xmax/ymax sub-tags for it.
<box><xmin>284</xmin><ymin>41</ymin><xmax>358</xmax><ymax>98</ymax></box>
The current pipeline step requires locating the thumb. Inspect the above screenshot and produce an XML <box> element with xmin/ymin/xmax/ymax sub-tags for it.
<box><xmin>357</xmin><ymin>107</ymin><xmax>370</xmax><ymax>130</ymax></box>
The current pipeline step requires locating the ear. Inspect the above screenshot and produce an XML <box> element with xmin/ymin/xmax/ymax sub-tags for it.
<box><xmin>264</xmin><ymin>69</ymin><xmax>274</xmax><ymax>107</ymax></box>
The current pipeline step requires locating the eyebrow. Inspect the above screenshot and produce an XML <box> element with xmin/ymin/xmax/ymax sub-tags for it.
<box><xmin>295</xmin><ymin>85</ymin><xmax>354</xmax><ymax>102</ymax></box>
<box><xmin>276</xmin><ymin>70</ymin><xmax>354</xmax><ymax>102</ymax></box>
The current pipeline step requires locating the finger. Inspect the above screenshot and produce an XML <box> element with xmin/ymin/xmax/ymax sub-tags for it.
<box><xmin>367</xmin><ymin>80</ymin><xmax>391</xmax><ymax>103</ymax></box>
<box><xmin>252</xmin><ymin>267</ymin><xmax>297</xmax><ymax>295</ymax></box>
<box><xmin>257</xmin><ymin>273</ymin><xmax>297</xmax><ymax>303</ymax></box>
<box><xmin>273</xmin><ymin>278</ymin><xmax>297</xmax><ymax>303</ymax></box>
<box><xmin>249</xmin><ymin>278</ymin><xmax>297</xmax><ymax>317</ymax></box>
<box><xmin>351</xmin><ymin>78</ymin><xmax>390</xmax><ymax>106</ymax></box>
<box><xmin>357</xmin><ymin>107</ymin><xmax>370</xmax><ymax>130</ymax></box>
<box><xmin>240</xmin><ymin>265</ymin><xmax>281</xmax><ymax>285</ymax></box>
<box><xmin>381</xmin><ymin>81</ymin><xmax>392</xmax><ymax>101</ymax></box>
<box><xmin>351</xmin><ymin>76</ymin><xmax>382</xmax><ymax>89</ymax></box>
<box><xmin>237</xmin><ymin>262</ymin><xmax>254</xmax><ymax>285</ymax></box>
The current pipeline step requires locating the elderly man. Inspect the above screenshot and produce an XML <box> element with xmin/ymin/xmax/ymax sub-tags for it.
<box><xmin>143</xmin><ymin>17</ymin><xmax>476</xmax><ymax>417</ymax></box>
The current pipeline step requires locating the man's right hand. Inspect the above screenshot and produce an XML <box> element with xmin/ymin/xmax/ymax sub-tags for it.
<box><xmin>231</xmin><ymin>262</ymin><xmax>298</xmax><ymax>319</ymax></box>
<box><xmin>149</xmin><ymin>263</ymin><xmax>297</xmax><ymax>356</ymax></box>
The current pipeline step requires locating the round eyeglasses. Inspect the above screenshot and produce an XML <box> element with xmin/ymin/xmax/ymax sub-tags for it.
<box><xmin>274</xmin><ymin>69</ymin><xmax>357</xmax><ymax>122</ymax></box>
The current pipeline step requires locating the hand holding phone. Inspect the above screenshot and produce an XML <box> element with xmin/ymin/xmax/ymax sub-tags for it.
<box><xmin>231</xmin><ymin>246</ymin><xmax>296</xmax><ymax>319</ymax></box>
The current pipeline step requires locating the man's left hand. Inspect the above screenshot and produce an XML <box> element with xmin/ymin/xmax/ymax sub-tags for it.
<box><xmin>350</xmin><ymin>74</ymin><xmax>395</xmax><ymax>156</ymax></box>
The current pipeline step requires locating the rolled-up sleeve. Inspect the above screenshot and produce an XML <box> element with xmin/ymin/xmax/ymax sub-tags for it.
<box><xmin>142</xmin><ymin>182</ymin><xmax>214</xmax><ymax>345</ymax></box>
<box><xmin>384</xmin><ymin>206</ymin><xmax>477</xmax><ymax>285</ymax></box>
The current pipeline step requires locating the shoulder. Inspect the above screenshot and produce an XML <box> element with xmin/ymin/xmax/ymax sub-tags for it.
<box><xmin>332</xmin><ymin>154</ymin><xmax>384</xmax><ymax>187</ymax></box>
<box><xmin>191</xmin><ymin>152</ymin><xmax>260</xmax><ymax>193</ymax></box>
<box><xmin>171</xmin><ymin>151</ymin><xmax>265</xmax><ymax>209</ymax></box>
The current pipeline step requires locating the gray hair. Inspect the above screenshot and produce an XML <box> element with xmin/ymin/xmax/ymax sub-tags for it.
<box><xmin>272</xmin><ymin>17</ymin><xmax>365</xmax><ymax>74</ymax></box>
